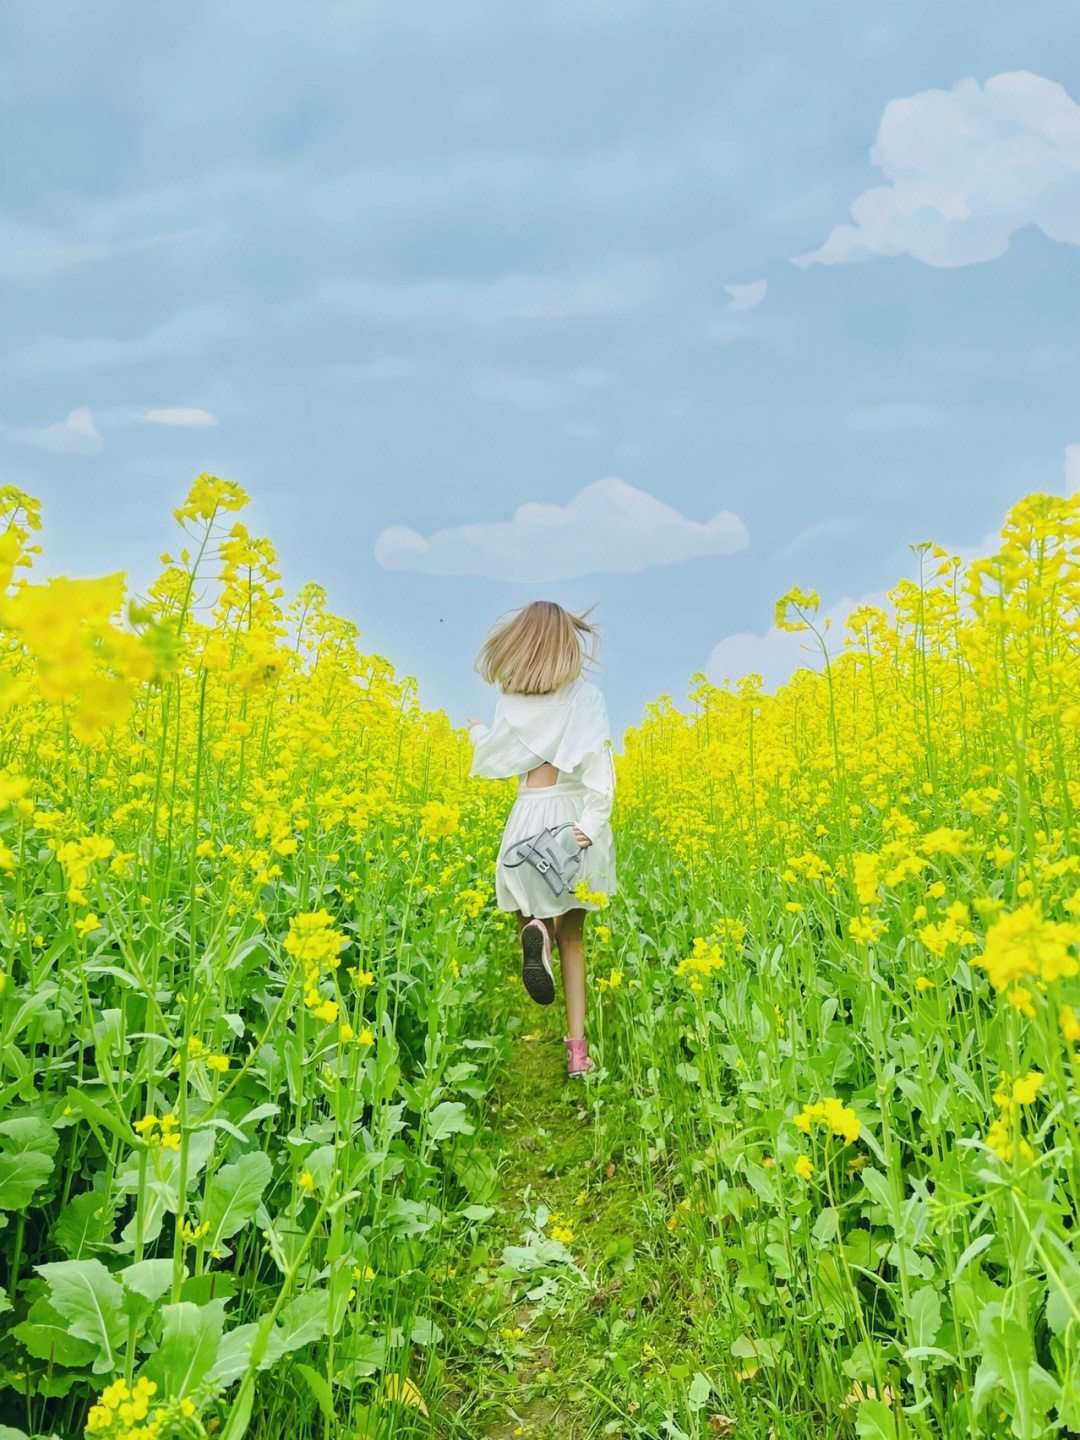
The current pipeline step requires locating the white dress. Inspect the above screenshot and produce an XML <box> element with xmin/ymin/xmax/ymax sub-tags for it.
<box><xmin>468</xmin><ymin>675</ymin><xmax>617</xmax><ymax>917</ymax></box>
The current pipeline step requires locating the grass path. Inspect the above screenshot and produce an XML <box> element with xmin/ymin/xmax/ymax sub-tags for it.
<box><xmin>433</xmin><ymin>940</ymin><xmax>727</xmax><ymax>1440</ymax></box>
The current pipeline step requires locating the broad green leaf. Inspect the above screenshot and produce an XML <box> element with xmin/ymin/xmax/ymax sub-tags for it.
<box><xmin>0</xmin><ymin>1150</ymin><xmax>53</xmax><ymax>1209</ymax></box>
<box><xmin>120</xmin><ymin>1259</ymin><xmax>174</xmax><ymax>1315</ymax></box>
<box><xmin>53</xmin><ymin>1191</ymin><xmax>118</xmax><ymax>1257</ymax></box>
<box><xmin>854</xmin><ymin>1400</ymin><xmax>898</xmax><ymax>1440</ymax></box>
<box><xmin>426</xmin><ymin>1101</ymin><xmax>474</xmax><ymax>1144</ymax></box>
<box><xmin>410</xmin><ymin>1315</ymin><xmax>443</xmax><ymax>1345</ymax></box>
<box><xmin>686</xmin><ymin>1371</ymin><xmax>711</xmax><ymax>1412</ymax></box>
<box><xmin>0</xmin><ymin>1116</ymin><xmax>59</xmax><ymax>1156</ymax></box>
<box><xmin>908</xmin><ymin>1286</ymin><xmax>941</xmax><ymax>1349</ymax></box>
<box><xmin>36</xmin><ymin>1260</ymin><xmax>125</xmax><ymax>1374</ymax></box>
<box><xmin>140</xmin><ymin>1299</ymin><xmax>227</xmax><ymax>1399</ymax></box>
<box><xmin>276</xmin><ymin>1290</ymin><xmax>328</xmax><ymax>1351</ymax></box>
<box><xmin>208</xmin><ymin>1319</ymin><xmax>288</xmax><ymax>1385</ymax></box>
<box><xmin>14</xmin><ymin>1297</ymin><xmax>99</xmax><ymax>1367</ymax></box>
<box><xmin>199</xmin><ymin>1151</ymin><xmax>272</xmax><ymax>1250</ymax></box>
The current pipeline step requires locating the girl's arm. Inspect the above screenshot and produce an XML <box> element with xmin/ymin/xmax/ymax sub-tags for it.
<box><xmin>575</xmin><ymin>694</ymin><xmax>616</xmax><ymax>842</ymax></box>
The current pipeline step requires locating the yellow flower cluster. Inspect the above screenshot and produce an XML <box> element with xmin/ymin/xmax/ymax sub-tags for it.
<box><xmin>284</xmin><ymin>909</ymin><xmax>350</xmax><ymax>1024</ymax></box>
<box><xmin>852</xmin><ymin>851</ymin><xmax>883</xmax><ymax>908</ymax></box>
<box><xmin>572</xmin><ymin>880</ymin><xmax>610</xmax><ymax>908</ymax></box>
<box><xmin>419</xmin><ymin>799</ymin><xmax>461</xmax><ymax>839</ymax></box>
<box><xmin>132</xmin><ymin>1112</ymin><xmax>180</xmax><ymax>1151</ymax></box>
<box><xmin>676</xmin><ymin>936</ymin><xmax>726</xmax><ymax>994</ymax></box>
<box><xmin>1</xmin><ymin>573</ymin><xmax>158</xmax><ymax>745</ymax></box>
<box><xmin>973</xmin><ymin>901</ymin><xmax>1080</xmax><ymax>1015</ymax></box>
<box><xmin>984</xmin><ymin>1070</ymin><xmax>1043</xmax><ymax>1166</ymax></box>
<box><xmin>917</xmin><ymin>902</ymin><xmax>976</xmax><ymax>957</ymax></box>
<box><xmin>85</xmin><ymin>1377</ymin><xmax>176</xmax><ymax>1438</ymax></box>
<box><xmin>55</xmin><ymin>833</ymin><xmax>114</xmax><ymax>904</ymax></box>
<box><xmin>793</xmin><ymin>1097</ymin><xmax>861</xmax><ymax>1145</ymax></box>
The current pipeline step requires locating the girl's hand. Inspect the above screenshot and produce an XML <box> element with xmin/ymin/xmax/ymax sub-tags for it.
<box><xmin>573</xmin><ymin>826</ymin><xmax>592</xmax><ymax>848</ymax></box>
<box><xmin>466</xmin><ymin>716</ymin><xmax>482</xmax><ymax>728</ymax></box>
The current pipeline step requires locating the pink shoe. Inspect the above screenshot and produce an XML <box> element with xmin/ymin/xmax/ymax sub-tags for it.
<box><xmin>521</xmin><ymin>919</ymin><xmax>555</xmax><ymax>1006</ymax></box>
<box><xmin>565</xmin><ymin>1036</ymin><xmax>595</xmax><ymax>1076</ymax></box>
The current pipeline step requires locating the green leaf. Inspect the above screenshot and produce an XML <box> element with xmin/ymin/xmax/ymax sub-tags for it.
<box><xmin>951</xmin><ymin>1232</ymin><xmax>993</xmax><ymax>1284</ymax></box>
<box><xmin>36</xmin><ymin>1260</ymin><xmax>126</xmax><ymax>1374</ymax></box>
<box><xmin>199</xmin><ymin>1151</ymin><xmax>272</xmax><ymax>1250</ymax></box>
<box><xmin>0</xmin><ymin>1116</ymin><xmax>59</xmax><ymax>1156</ymax></box>
<box><xmin>0</xmin><ymin>1150</ymin><xmax>53</xmax><ymax>1209</ymax></box>
<box><xmin>296</xmin><ymin>1363</ymin><xmax>336</xmax><ymax>1427</ymax></box>
<box><xmin>140</xmin><ymin>1299</ymin><xmax>227</xmax><ymax>1399</ymax></box>
<box><xmin>686</xmin><ymin>1371</ymin><xmax>711</xmax><ymax>1412</ymax></box>
<box><xmin>854</xmin><ymin>1400</ymin><xmax>898</xmax><ymax>1440</ymax></box>
<box><xmin>120</xmin><ymin>1260</ymin><xmax>174</xmax><ymax>1316</ymax></box>
<box><xmin>0</xmin><ymin>1427</ymin><xmax>31</xmax><ymax>1440</ymax></box>
<box><xmin>276</xmin><ymin>1291</ymin><xmax>328</xmax><ymax>1351</ymax></box>
<box><xmin>410</xmin><ymin>1315</ymin><xmax>443</xmax><ymax>1345</ymax></box>
<box><xmin>973</xmin><ymin>1303</ymin><xmax>1060</xmax><ymax>1439</ymax></box>
<box><xmin>64</xmin><ymin>1089</ymin><xmax>138</xmax><ymax>1147</ymax></box>
<box><xmin>53</xmin><ymin>1191</ymin><xmax>118</xmax><ymax>1257</ymax></box>
<box><xmin>426</xmin><ymin>1101</ymin><xmax>474</xmax><ymax>1144</ymax></box>
<box><xmin>812</xmin><ymin>1206</ymin><xmax>839</xmax><ymax>1245</ymax></box>
<box><xmin>908</xmin><ymin>1286</ymin><xmax>941</xmax><ymax>1350</ymax></box>
<box><xmin>14</xmin><ymin>1298</ymin><xmax>99</xmax><ymax>1367</ymax></box>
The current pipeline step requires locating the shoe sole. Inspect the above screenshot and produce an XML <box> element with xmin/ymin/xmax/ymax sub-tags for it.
<box><xmin>521</xmin><ymin>924</ymin><xmax>555</xmax><ymax>1006</ymax></box>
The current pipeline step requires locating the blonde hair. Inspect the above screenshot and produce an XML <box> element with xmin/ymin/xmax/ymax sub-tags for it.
<box><xmin>474</xmin><ymin>600</ymin><xmax>601</xmax><ymax>695</ymax></box>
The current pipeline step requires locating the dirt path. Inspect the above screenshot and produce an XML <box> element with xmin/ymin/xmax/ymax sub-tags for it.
<box><xmin>435</xmin><ymin>957</ymin><xmax>682</xmax><ymax>1440</ymax></box>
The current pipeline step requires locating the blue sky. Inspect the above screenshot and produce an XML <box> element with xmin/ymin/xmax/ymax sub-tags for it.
<box><xmin>1</xmin><ymin>1</ymin><xmax>1078</xmax><ymax>738</ymax></box>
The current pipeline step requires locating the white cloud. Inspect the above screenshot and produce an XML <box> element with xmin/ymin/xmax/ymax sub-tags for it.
<box><xmin>793</xmin><ymin>72</ymin><xmax>1080</xmax><ymax>268</ymax></box>
<box><xmin>7</xmin><ymin>408</ymin><xmax>103</xmax><ymax>456</ymax></box>
<box><xmin>725</xmin><ymin>279</ymin><xmax>767</xmax><ymax>312</ymax></box>
<box><xmin>0</xmin><ymin>229</ymin><xmax>203</xmax><ymax>282</ymax></box>
<box><xmin>375</xmin><ymin>476</ymin><xmax>749</xmax><ymax>581</ymax></box>
<box><xmin>144</xmin><ymin>407</ymin><xmax>218</xmax><ymax>427</ymax></box>
<box><xmin>706</xmin><ymin>591</ymin><xmax>887</xmax><ymax>693</ymax></box>
<box><xmin>1065</xmin><ymin>444</ymin><xmax>1080</xmax><ymax>495</ymax></box>
<box><xmin>563</xmin><ymin>421</ymin><xmax>600</xmax><ymax>439</ymax></box>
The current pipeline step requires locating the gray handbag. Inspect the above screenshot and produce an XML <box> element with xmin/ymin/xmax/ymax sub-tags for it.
<box><xmin>503</xmin><ymin>822</ymin><xmax>584</xmax><ymax>898</ymax></box>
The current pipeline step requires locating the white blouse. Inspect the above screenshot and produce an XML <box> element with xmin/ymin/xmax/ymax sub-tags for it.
<box><xmin>467</xmin><ymin>674</ymin><xmax>616</xmax><ymax>842</ymax></box>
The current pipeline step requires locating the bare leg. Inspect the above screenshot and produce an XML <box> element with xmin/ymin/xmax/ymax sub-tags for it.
<box><xmin>553</xmin><ymin>908</ymin><xmax>587</xmax><ymax>1040</ymax></box>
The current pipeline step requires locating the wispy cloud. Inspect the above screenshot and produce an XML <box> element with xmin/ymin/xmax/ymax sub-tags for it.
<box><xmin>144</xmin><ymin>407</ymin><xmax>218</xmax><ymax>427</ymax></box>
<box><xmin>328</xmin><ymin>358</ymin><xmax>416</xmax><ymax>384</ymax></box>
<box><xmin>375</xmin><ymin>477</ymin><xmax>749</xmax><ymax>581</ymax></box>
<box><xmin>7</xmin><ymin>408</ymin><xmax>103</xmax><ymax>456</ymax></box>
<box><xmin>471</xmin><ymin>367</ymin><xmax>570</xmax><ymax>409</ymax></box>
<box><xmin>0</xmin><ymin>229</ymin><xmax>203</xmax><ymax>283</ymax></box>
<box><xmin>844</xmin><ymin>404</ymin><xmax>948</xmax><ymax>432</ymax></box>
<box><xmin>11</xmin><ymin>307</ymin><xmax>242</xmax><ymax>375</ymax></box>
<box><xmin>793</xmin><ymin>72</ymin><xmax>1080</xmax><ymax>269</ymax></box>
<box><xmin>774</xmin><ymin>517</ymin><xmax>868</xmax><ymax>563</ymax></box>
<box><xmin>308</xmin><ymin>238</ymin><xmax>722</xmax><ymax>327</ymax></box>
<box><xmin>725</xmin><ymin>279</ymin><xmax>767</xmax><ymax>312</ymax></box>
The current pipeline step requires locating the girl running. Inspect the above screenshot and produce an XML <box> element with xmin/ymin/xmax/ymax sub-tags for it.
<box><xmin>466</xmin><ymin>600</ymin><xmax>616</xmax><ymax>1076</ymax></box>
